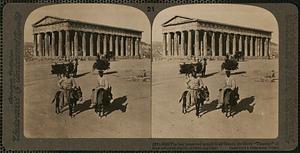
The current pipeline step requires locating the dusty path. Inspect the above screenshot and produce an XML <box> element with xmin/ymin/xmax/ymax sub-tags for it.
<box><xmin>152</xmin><ymin>59</ymin><xmax>278</xmax><ymax>138</ymax></box>
<box><xmin>24</xmin><ymin>59</ymin><xmax>151</xmax><ymax>138</ymax></box>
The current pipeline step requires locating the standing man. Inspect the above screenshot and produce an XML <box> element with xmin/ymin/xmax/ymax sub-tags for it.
<box><xmin>58</xmin><ymin>72</ymin><xmax>77</xmax><ymax>109</ymax></box>
<box><xmin>201</xmin><ymin>57</ymin><xmax>207</xmax><ymax>76</ymax></box>
<box><xmin>216</xmin><ymin>70</ymin><xmax>236</xmax><ymax>108</ymax></box>
<box><xmin>186</xmin><ymin>70</ymin><xmax>204</xmax><ymax>108</ymax></box>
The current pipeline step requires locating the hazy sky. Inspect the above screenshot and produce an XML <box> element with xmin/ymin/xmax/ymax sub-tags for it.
<box><xmin>24</xmin><ymin>4</ymin><xmax>150</xmax><ymax>43</ymax></box>
<box><xmin>152</xmin><ymin>4</ymin><xmax>278</xmax><ymax>44</ymax></box>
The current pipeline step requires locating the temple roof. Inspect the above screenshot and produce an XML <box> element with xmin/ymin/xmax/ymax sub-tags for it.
<box><xmin>162</xmin><ymin>15</ymin><xmax>272</xmax><ymax>33</ymax></box>
<box><xmin>32</xmin><ymin>16</ymin><xmax>143</xmax><ymax>33</ymax></box>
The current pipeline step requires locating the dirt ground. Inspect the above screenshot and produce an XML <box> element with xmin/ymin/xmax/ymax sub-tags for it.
<box><xmin>152</xmin><ymin>59</ymin><xmax>278</xmax><ymax>138</ymax></box>
<box><xmin>24</xmin><ymin>59</ymin><xmax>151</xmax><ymax>138</ymax></box>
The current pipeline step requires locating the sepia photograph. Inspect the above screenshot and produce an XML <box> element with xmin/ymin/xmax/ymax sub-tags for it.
<box><xmin>152</xmin><ymin>4</ymin><xmax>279</xmax><ymax>138</ymax></box>
<box><xmin>24</xmin><ymin>4</ymin><xmax>151</xmax><ymax>138</ymax></box>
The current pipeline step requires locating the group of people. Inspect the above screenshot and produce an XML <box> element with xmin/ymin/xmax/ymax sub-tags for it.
<box><xmin>185</xmin><ymin>67</ymin><xmax>237</xmax><ymax>110</ymax></box>
<box><xmin>57</xmin><ymin>70</ymin><xmax>111</xmax><ymax>110</ymax></box>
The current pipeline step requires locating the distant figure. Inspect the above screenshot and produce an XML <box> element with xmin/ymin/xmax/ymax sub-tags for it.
<box><xmin>216</xmin><ymin>70</ymin><xmax>236</xmax><ymax>108</ymax></box>
<box><xmin>72</xmin><ymin>58</ymin><xmax>79</xmax><ymax>76</ymax></box>
<box><xmin>200</xmin><ymin>58</ymin><xmax>207</xmax><ymax>76</ymax></box>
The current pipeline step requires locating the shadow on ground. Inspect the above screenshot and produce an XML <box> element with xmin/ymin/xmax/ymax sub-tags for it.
<box><xmin>104</xmin><ymin>71</ymin><xmax>118</xmax><ymax>75</ymax></box>
<box><xmin>201</xmin><ymin>71</ymin><xmax>219</xmax><ymax>78</ymax></box>
<box><xmin>199</xmin><ymin>99</ymin><xmax>219</xmax><ymax>117</ymax></box>
<box><xmin>231</xmin><ymin>96</ymin><xmax>255</xmax><ymax>116</ymax></box>
<box><xmin>74</xmin><ymin>72</ymin><xmax>90</xmax><ymax>78</ymax></box>
<box><xmin>104</xmin><ymin>96</ymin><xmax>128</xmax><ymax>116</ymax></box>
<box><xmin>231</xmin><ymin>71</ymin><xmax>246</xmax><ymax>75</ymax></box>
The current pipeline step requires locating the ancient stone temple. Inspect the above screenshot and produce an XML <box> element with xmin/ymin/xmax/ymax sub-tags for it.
<box><xmin>162</xmin><ymin>16</ymin><xmax>272</xmax><ymax>58</ymax></box>
<box><xmin>32</xmin><ymin>16</ymin><xmax>142</xmax><ymax>58</ymax></box>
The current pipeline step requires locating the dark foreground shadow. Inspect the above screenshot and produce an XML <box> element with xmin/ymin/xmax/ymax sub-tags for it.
<box><xmin>74</xmin><ymin>99</ymin><xmax>92</xmax><ymax>116</ymax></box>
<box><xmin>74</xmin><ymin>72</ymin><xmax>90</xmax><ymax>78</ymax></box>
<box><xmin>104</xmin><ymin>96</ymin><xmax>128</xmax><ymax>116</ymax></box>
<box><xmin>231</xmin><ymin>71</ymin><xmax>246</xmax><ymax>75</ymax></box>
<box><xmin>198</xmin><ymin>99</ymin><xmax>219</xmax><ymax>117</ymax></box>
<box><xmin>201</xmin><ymin>71</ymin><xmax>219</xmax><ymax>78</ymax></box>
<box><xmin>104</xmin><ymin>71</ymin><xmax>118</xmax><ymax>75</ymax></box>
<box><xmin>231</xmin><ymin>96</ymin><xmax>255</xmax><ymax>117</ymax></box>
<box><xmin>185</xmin><ymin>99</ymin><xmax>219</xmax><ymax>116</ymax></box>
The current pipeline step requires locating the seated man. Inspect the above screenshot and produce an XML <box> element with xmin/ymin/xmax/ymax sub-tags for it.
<box><xmin>58</xmin><ymin>72</ymin><xmax>77</xmax><ymax>108</ymax></box>
<box><xmin>185</xmin><ymin>70</ymin><xmax>204</xmax><ymax>108</ymax></box>
<box><xmin>90</xmin><ymin>70</ymin><xmax>112</xmax><ymax>108</ymax></box>
<box><xmin>216</xmin><ymin>70</ymin><xmax>236</xmax><ymax>108</ymax></box>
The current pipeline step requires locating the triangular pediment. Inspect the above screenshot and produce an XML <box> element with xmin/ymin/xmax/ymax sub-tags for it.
<box><xmin>33</xmin><ymin>16</ymin><xmax>66</xmax><ymax>27</ymax></box>
<box><xmin>162</xmin><ymin>16</ymin><xmax>195</xmax><ymax>26</ymax></box>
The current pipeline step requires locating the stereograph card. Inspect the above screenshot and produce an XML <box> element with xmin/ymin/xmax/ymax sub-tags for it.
<box><xmin>0</xmin><ymin>0</ymin><xmax>298</xmax><ymax>152</ymax></box>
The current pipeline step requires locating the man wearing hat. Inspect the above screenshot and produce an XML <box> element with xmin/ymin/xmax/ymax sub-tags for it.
<box><xmin>58</xmin><ymin>72</ymin><xmax>77</xmax><ymax>108</ymax></box>
<box><xmin>90</xmin><ymin>70</ymin><xmax>111</xmax><ymax>108</ymax></box>
<box><xmin>185</xmin><ymin>70</ymin><xmax>205</xmax><ymax>108</ymax></box>
<box><xmin>216</xmin><ymin>70</ymin><xmax>236</xmax><ymax>108</ymax></box>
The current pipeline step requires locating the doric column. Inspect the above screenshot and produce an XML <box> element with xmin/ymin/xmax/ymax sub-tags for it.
<box><xmin>103</xmin><ymin>34</ymin><xmax>107</xmax><ymax>54</ymax></box>
<box><xmin>45</xmin><ymin>33</ymin><xmax>49</xmax><ymax>57</ymax></box>
<box><xmin>195</xmin><ymin>30</ymin><xmax>200</xmax><ymax>57</ymax></box>
<box><xmin>167</xmin><ymin>33</ymin><xmax>171</xmax><ymax>56</ymax></box>
<box><xmin>120</xmin><ymin>36</ymin><xmax>124</xmax><ymax>56</ymax></box>
<box><xmin>254</xmin><ymin>37</ymin><xmax>258</xmax><ymax>57</ymax></box>
<box><xmin>134</xmin><ymin>37</ymin><xmax>138</xmax><ymax>57</ymax></box>
<box><xmin>58</xmin><ymin>31</ymin><xmax>63</xmax><ymax>57</ymax></box>
<box><xmin>250</xmin><ymin>36</ymin><xmax>253</xmax><ymax>56</ymax></box>
<box><xmin>187</xmin><ymin>30</ymin><xmax>192</xmax><ymax>57</ymax></box>
<box><xmin>219</xmin><ymin>33</ymin><xmax>223</xmax><ymax>56</ymax></box>
<box><xmin>174</xmin><ymin>33</ymin><xmax>178</xmax><ymax>56</ymax></box>
<box><xmin>51</xmin><ymin>32</ymin><xmax>55</xmax><ymax>57</ymax></box>
<box><xmin>127</xmin><ymin>37</ymin><xmax>131</xmax><ymax>56</ymax></box>
<box><xmin>163</xmin><ymin>33</ymin><xmax>167</xmax><ymax>56</ymax></box>
<box><xmin>137</xmin><ymin>38</ymin><xmax>141</xmax><ymax>57</ymax></box>
<box><xmin>244</xmin><ymin>36</ymin><xmax>248</xmax><ymax>57</ymax></box>
<box><xmin>131</xmin><ymin>37</ymin><xmax>134</xmax><ymax>56</ymax></box>
<box><xmin>82</xmin><ymin>32</ymin><xmax>86</xmax><ymax>57</ymax></box>
<box><xmin>125</xmin><ymin>37</ymin><xmax>128</xmax><ymax>56</ymax></box>
<box><xmin>89</xmin><ymin>33</ymin><xmax>94</xmax><ymax>56</ymax></box>
<box><xmin>33</xmin><ymin>34</ymin><xmax>37</xmax><ymax>56</ymax></box>
<box><xmin>38</xmin><ymin>33</ymin><xmax>42</xmax><ymax>56</ymax></box>
<box><xmin>170</xmin><ymin>34</ymin><xmax>174</xmax><ymax>56</ymax></box>
<box><xmin>239</xmin><ymin>35</ymin><xmax>242</xmax><ymax>51</ymax></box>
<box><xmin>264</xmin><ymin>38</ymin><xmax>268</xmax><ymax>57</ymax></box>
<box><xmin>226</xmin><ymin>33</ymin><xmax>230</xmax><ymax>55</ymax></box>
<box><xmin>109</xmin><ymin>35</ymin><xmax>113</xmax><ymax>52</ymax></box>
<box><xmin>203</xmin><ymin>31</ymin><xmax>207</xmax><ymax>56</ymax></box>
<box><xmin>259</xmin><ymin>38</ymin><xmax>263</xmax><ymax>57</ymax></box>
<box><xmin>180</xmin><ymin>31</ymin><xmax>185</xmax><ymax>56</ymax></box>
<box><xmin>232</xmin><ymin>34</ymin><xmax>236</xmax><ymax>54</ymax></box>
<box><xmin>115</xmin><ymin>35</ymin><xmax>119</xmax><ymax>57</ymax></box>
<box><xmin>211</xmin><ymin>32</ymin><xmax>215</xmax><ymax>57</ymax></box>
<box><xmin>74</xmin><ymin>31</ymin><xmax>78</xmax><ymax>57</ymax></box>
<box><xmin>268</xmin><ymin>38</ymin><xmax>271</xmax><ymax>57</ymax></box>
<box><xmin>97</xmin><ymin>34</ymin><xmax>101</xmax><ymax>55</ymax></box>
<box><xmin>65</xmin><ymin>30</ymin><xmax>70</xmax><ymax>57</ymax></box>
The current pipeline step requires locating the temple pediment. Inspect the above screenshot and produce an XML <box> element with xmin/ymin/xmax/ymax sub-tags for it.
<box><xmin>162</xmin><ymin>16</ymin><xmax>195</xmax><ymax>27</ymax></box>
<box><xmin>33</xmin><ymin>16</ymin><xmax>66</xmax><ymax>27</ymax></box>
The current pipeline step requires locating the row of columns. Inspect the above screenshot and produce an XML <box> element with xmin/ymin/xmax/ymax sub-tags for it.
<box><xmin>33</xmin><ymin>30</ymin><xmax>141</xmax><ymax>58</ymax></box>
<box><xmin>163</xmin><ymin>30</ymin><xmax>271</xmax><ymax>58</ymax></box>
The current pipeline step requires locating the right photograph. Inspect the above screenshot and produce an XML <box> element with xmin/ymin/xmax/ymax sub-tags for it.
<box><xmin>152</xmin><ymin>4</ymin><xmax>279</xmax><ymax>138</ymax></box>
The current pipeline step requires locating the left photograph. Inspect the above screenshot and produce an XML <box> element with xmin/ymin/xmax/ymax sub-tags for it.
<box><xmin>24</xmin><ymin>4</ymin><xmax>151</xmax><ymax>138</ymax></box>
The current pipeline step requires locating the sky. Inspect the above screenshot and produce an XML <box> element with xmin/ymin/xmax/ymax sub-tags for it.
<box><xmin>152</xmin><ymin>4</ymin><xmax>278</xmax><ymax>44</ymax></box>
<box><xmin>24</xmin><ymin>4</ymin><xmax>151</xmax><ymax>44</ymax></box>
